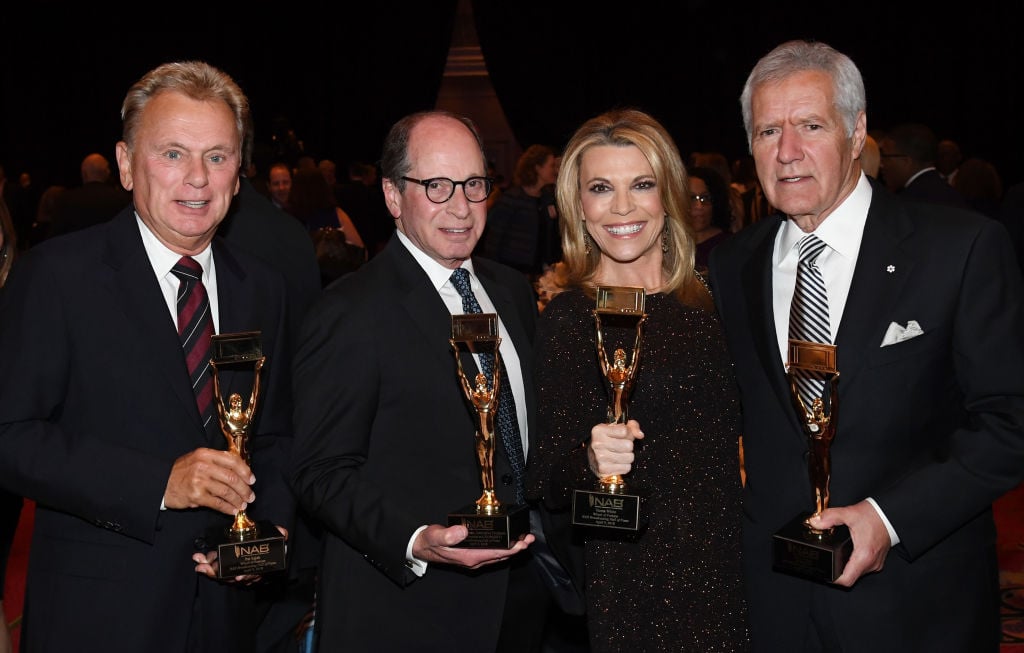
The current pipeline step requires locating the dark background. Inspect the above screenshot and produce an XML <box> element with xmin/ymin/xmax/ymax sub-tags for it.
<box><xmin>2</xmin><ymin>2</ymin><xmax>1021</xmax><ymax>189</ymax></box>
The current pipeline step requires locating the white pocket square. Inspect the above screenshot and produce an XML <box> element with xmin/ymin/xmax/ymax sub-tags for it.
<box><xmin>880</xmin><ymin>320</ymin><xmax>924</xmax><ymax>347</ymax></box>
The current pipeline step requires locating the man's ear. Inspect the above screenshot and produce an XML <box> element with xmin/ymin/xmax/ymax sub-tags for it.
<box><xmin>382</xmin><ymin>178</ymin><xmax>402</xmax><ymax>219</ymax></box>
<box><xmin>115</xmin><ymin>141</ymin><xmax>134</xmax><ymax>191</ymax></box>
<box><xmin>851</xmin><ymin>111</ymin><xmax>867</xmax><ymax>161</ymax></box>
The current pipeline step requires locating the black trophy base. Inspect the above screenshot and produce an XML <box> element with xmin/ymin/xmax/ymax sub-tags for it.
<box><xmin>448</xmin><ymin>502</ymin><xmax>530</xmax><ymax>549</ymax></box>
<box><xmin>204</xmin><ymin>519</ymin><xmax>287</xmax><ymax>578</ymax></box>
<box><xmin>571</xmin><ymin>487</ymin><xmax>648</xmax><ymax>531</ymax></box>
<box><xmin>772</xmin><ymin>513</ymin><xmax>853</xmax><ymax>584</ymax></box>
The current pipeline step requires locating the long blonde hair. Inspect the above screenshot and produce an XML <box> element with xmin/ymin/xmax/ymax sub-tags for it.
<box><xmin>0</xmin><ymin>198</ymin><xmax>16</xmax><ymax>288</ymax></box>
<box><xmin>555</xmin><ymin>108</ymin><xmax>711</xmax><ymax>310</ymax></box>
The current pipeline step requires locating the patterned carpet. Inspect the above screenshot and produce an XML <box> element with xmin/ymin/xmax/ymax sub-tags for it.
<box><xmin>998</xmin><ymin>483</ymin><xmax>1024</xmax><ymax>650</ymax></box>
<box><xmin>2</xmin><ymin>499</ymin><xmax>29</xmax><ymax>653</ymax></box>
<box><xmin>3</xmin><ymin>487</ymin><xmax>1024</xmax><ymax>651</ymax></box>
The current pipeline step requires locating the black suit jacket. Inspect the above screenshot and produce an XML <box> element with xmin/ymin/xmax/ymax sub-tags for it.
<box><xmin>48</xmin><ymin>181</ymin><xmax>130</xmax><ymax>238</ymax></box>
<box><xmin>708</xmin><ymin>179</ymin><xmax>1024</xmax><ymax>651</ymax></box>
<box><xmin>901</xmin><ymin>168</ymin><xmax>970</xmax><ymax>209</ymax></box>
<box><xmin>289</xmin><ymin>235</ymin><xmax>539</xmax><ymax>652</ymax></box>
<box><xmin>0</xmin><ymin>207</ymin><xmax>295</xmax><ymax>653</ymax></box>
<box><xmin>221</xmin><ymin>176</ymin><xmax>322</xmax><ymax>347</ymax></box>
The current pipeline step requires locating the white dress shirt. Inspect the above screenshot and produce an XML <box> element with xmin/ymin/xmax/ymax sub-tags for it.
<box><xmin>137</xmin><ymin>213</ymin><xmax>219</xmax><ymax>512</ymax></box>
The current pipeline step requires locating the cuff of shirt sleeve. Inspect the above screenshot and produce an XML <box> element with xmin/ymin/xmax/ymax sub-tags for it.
<box><xmin>405</xmin><ymin>525</ymin><xmax>429</xmax><ymax>577</ymax></box>
<box><xmin>865</xmin><ymin>496</ymin><xmax>899</xmax><ymax>546</ymax></box>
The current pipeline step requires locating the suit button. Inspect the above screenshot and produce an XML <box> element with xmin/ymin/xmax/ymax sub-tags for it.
<box><xmin>501</xmin><ymin>473</ymin><xmax>513</xmax><ymax>486</ymax></box>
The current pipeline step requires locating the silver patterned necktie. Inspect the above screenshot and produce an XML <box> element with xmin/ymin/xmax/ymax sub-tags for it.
<box><xmin>450</xmin><ymin>267</ymin><xmax>527</xmax><ymax>503</ymax></box>
<box><xmin>788</xmin><ymin>234</ymin><xmax>831</xmax><ymax>408</ymax></box>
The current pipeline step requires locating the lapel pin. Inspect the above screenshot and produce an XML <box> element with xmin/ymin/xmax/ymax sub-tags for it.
<box><xmin>886</xmin><ymin>265</ymin><xmax>895</xmax><ymax>273</ymax></box>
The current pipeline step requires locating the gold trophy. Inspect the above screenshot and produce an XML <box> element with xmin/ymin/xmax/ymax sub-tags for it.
<box><xmin>772</xmin><ymin>340</ymin><xmax>852</xmax><ymax>583</ymax></box>
<box><xmin>448</xmin><ymin>313</ymin><xmax>529</xmax><ymax>548</ymax></box>
<box><xmin>204</xmin><ymin>331</ymin><xmax>287</xmax><ymax>577</ymax></box>
<box><xmin>572</xmin><ymin>286</ymin><xmax>649</xmax><ymax>531</ymax></box>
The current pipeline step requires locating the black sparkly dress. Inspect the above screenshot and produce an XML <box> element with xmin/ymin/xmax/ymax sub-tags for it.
<box><xmin>528</xmin><ymin>288</ymin><xmax>750</xmax><ymax>652</ymax></box>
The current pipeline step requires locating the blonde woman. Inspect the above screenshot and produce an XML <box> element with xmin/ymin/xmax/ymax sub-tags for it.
<box><xmin>526</xmin><ymin>108</ymin><xmax>749</xmax><ymax>652</ymax></box>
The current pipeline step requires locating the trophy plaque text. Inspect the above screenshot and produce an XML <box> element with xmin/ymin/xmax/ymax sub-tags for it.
<box><xmin>203</xmin><ymin>331</ymin><xmax>287</xmax><ymax>577</ymax></box>
<box><xmin>772</xmin><ymin>339</ymin><xmax>852</xmax><ymax>583</ymax></box>
<box><xmin>448</xmin><ymin>314</ymin><xmax>529</xmax><ymax>548</ymax></box>
<box><xmin>572</xmin><ymin>286</ymin><xmax>650</xmax><ymax>531</ymax></box>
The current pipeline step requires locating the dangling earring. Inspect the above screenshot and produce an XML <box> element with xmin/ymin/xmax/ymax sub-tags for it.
<box><xmin>583</xmin><ymin>229</ymin><xmax>593</xmax><ymax>255</ymax></box>
<box><xmin>661</xmin><ymin>219</ymin><xmax>670</xmax><ymax>253</ymax></box>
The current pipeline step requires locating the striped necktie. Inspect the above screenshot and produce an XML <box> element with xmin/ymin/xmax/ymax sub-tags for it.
<box><xmin>450</xmin><ymin>267</ymin><xmax>526</xmax><ymax>503</ymax></box>
<box><xmin>788</xmin><ymin>234</ymin><xmax>831</xmax><ymax>408</ymax></box>
<box><xmin>171</xmin><ymin>256</ymin><xmax>215</xmax><ymax>428</ymax></box>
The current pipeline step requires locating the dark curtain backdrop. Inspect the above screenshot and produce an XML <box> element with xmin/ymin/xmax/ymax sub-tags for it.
<box><xmin>473</xmin><ymin>2</ymin><xmax>1024</xmax><ymax>186</ymax></box>
<box><xmin>0</xmin><ymin>4</ymin><xmax>458</xmax><ymax>188</ymax></box>
<box><xmin>1</xmin><ymin>3</ymin><xmax>1022</xmax><ymax>189</ymax></box>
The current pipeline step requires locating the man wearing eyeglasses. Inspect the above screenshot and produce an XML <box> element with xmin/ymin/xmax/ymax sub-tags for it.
<box><xmin>288</xmin><ymin>110</ymin><xmax>564</xmax><ymax>651</ymax></box>
<box><xmin>878</xmin><ymin>122</ymin><xmax>970</xmax><ymax>209</ymax></box>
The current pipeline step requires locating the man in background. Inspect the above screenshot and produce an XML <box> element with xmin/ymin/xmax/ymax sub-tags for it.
<box><xmin>49</xmin><ymin>152</ymin><xmax>130</xmax><ymax>238</ymax></box>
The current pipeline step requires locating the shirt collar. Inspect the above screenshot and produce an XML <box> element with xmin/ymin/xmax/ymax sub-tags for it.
<box><xmin>779</xmin><ymin>172</ymin><xmax>872</xmax><ymax>261</ymax></box>
<box><xmin>136</xmin><ymin>212</ymin><xmax>214</xmax><ymax>279</ymax></box>
<box><xmin>395</xmin><ymin>228</ymin><xmax>477</xmax><ymax>292</ymax></box>
<box><xmin>905</xmin><ymin>166</ymin><xmax>936</xmax><ymax>188</ymax></box>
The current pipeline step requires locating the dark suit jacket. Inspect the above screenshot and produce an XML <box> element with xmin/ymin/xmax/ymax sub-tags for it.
<box><xmin>902</xmin><ymin>168</ymin><xmax>971</xmax><ymax>209</ymax></box>
<box><xmin>48</xmin><ymin>181</ymin><xmax>130</xmax><ymax>238</ymax></box>
<box><xmin>221</xmin><ymin>176</ymin><xmax>323</xmax><ymax>653</ymax></box>
<box><xmin>0</xmin><ymin>207</ymin><xmax>295</xmax><ymax>653</ymax></box>
<box><xmin>708</xmin><ymin>179</ymin><xmax>1024</xmax><ymax>651</ymax></box>
<box><xmin>221</xmin><ymin>177</ymin><xmax>321</xmax><ymax>365</ymax></box>
<box><xmin>289</xmin><ymin>235</ymin><xmax>539</xmax><ymax>652</ymax></box>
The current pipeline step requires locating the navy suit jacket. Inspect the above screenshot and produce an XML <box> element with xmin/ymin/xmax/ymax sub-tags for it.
<box><xmin>708</xmin><ymin>178</ymin><xmax>1024</xmax><ymax>651</ymax></box>
<box><xmin>0</xmin><ymin>207</ymin><xmax>295</xmax><ymax>652</ymax></box>
<box><xmin>289</xmin><ymin>234</ymin><xmax>539</xmax><ymax>652</ymax></box>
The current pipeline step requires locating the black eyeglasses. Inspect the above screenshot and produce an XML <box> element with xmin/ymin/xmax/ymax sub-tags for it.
<box><xmin>400</xmin><ymin>176</ymin><xmax>493</xmax><ymax>204</ymax></box>
<box><xmin>691</xmin><ymin>193</ymin><xmax>712</xmax><ymax>205</ymax></box>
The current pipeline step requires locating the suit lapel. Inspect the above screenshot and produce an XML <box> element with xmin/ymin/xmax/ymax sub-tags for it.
<box><xmin>207</xmin><ymin>240</ymin><xmax>257</xmax><ymax>444</ymax></box>
<box><xmin>740</xmin><ymin>216</ymin><xmax>801</xmax><ymax>431</ymax></box>
<box><xmin>383</xmin><ymin>241</ymin><xmax>469</xmax><ymax>376</ymax></box>
<box><xmin>835</xmin><ymin>186</ymin><xmax>916</xmax><ymax>391</ymax></box>
<box><xmin>475</xmin><ymin>261</ymin><xmax>536</xmax><ymax>450</ymax></box>
<box><xmin>102</xmin><ymin>209</ymin><xmax>201</xmax><ymax>429</ymax></box>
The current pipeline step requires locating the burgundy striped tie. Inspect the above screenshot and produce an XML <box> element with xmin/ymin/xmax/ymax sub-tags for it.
<box><xmin>171</xmin><ymin>256</ymin><xmax>214</xmax><ymax>427</ymax></box>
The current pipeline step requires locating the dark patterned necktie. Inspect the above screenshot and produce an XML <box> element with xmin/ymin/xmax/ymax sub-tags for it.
<box><xmin>788</xmin><ymin>234</ymin><xmax>831</xmax><ymax>408</ymax></box>
<box><xmin>450</xmin><ymin>267</ymin><xmax>526</xmax><ymax>502</ymax></box>
<box><xmin>171</xmin><ymin>256</ymin><xmax>215</xmax><ymax>428</ymax></box>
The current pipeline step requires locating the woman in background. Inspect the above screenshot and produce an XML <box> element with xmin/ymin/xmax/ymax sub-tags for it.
<box><xmin>0</xmin><ymin>198</ymin><xmax>19</xmax><ymax>653</ymax></box>
<box><xmin>288</xmin><ymin>168</ymin><xmax>366</xmax><ymax>250</ymax></box>
<box><xmin>687</xmin><ymin>165</ymin><xmax>733</xmax><ymax>275</ymax></box>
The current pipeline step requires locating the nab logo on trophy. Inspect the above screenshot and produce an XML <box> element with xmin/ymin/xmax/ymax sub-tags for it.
<box><xmin>571</xmin><ymin>286</ymin><xmax>649</xmax><ymax>532</ymax></box>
